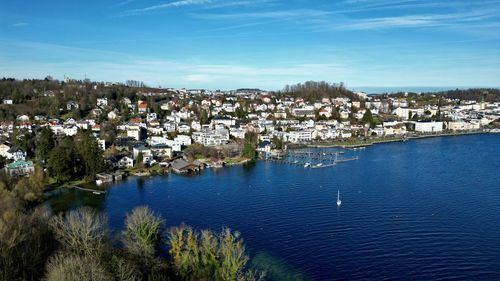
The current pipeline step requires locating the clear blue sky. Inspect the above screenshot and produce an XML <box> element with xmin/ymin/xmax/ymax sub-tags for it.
<box><xmin>1</xmin><ymin>0</ymin><xmax>500</xmax><ymax>90</ymax></box>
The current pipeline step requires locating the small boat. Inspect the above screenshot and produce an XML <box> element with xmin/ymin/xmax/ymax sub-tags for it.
<box><xmin>337</xmin><ymin>190</ymin><xmax>342</xmax><ymax>207</ymax></box>
<box><xmin>315</xmin><ymin>163</ymin><xmax>323</xmax><ymax>168</ymax></box>
<box><xmin>92</xmin><ymin>191</ymin><xmax>101</xmax><ymax>195</ymax></box>
<box><xmin>304</xmin><ymin>162</ymin><xmax>311</xmax><ymax>168</ymax></box>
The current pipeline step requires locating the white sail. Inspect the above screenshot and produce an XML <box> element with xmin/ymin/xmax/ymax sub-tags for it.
<box><xmin>337</xmin><ymin>190</ymin><xmax>342</xmax><ymax>207</ymax></box>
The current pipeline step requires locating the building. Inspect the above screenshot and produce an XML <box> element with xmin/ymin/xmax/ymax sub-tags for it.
<box><xmin>97</xmin><ymin>98</ymin><xmax>108</xmax><ymax>107</ymax></box>
<box><xmin>170</xmin><ymin>159</ymin><xmax>205</xmax><ymax>174</ymax></box>
<box><xmin>151</xmin><ymin>145</ymin><xmax>173</xmax><ymax>159</ymax></box>
<box><xmin>0</xmin><ymin>143</ymin><xmax>11</xmax><ymax>158</ymax></box>
<box><xmin>6</xmin><ymin>146</ymin><xmax>26</xmax><ymax>161</ymax></box>
<box><xmin>5</xmin><ymin>160</ymin><xmax>34</xmax><ymax>177</ymax></box>
<box><xmin>414</xmin><ymin>121</ymin><xmax>443</xmax><ymax>133</ymax></box>
<box><xmin>127</xmin><ymin>126</ymin><xmax>147</xmax><ymax>141</ymax></box>
<box><xmin>118</xmin><ymin>156</ymin><xmax>134</xmax><ymax>168</ymax></box>
<box><xmin>138</xmin><ymin>101</ymin><xmax>148</xmax><ymax>114</ymax></box>
<box><xmin>192</xmin><ymin>129</ymin><xmax>230</xmax><ymax>146</ymax></box>
<box><xmin>285</xmin><ymin>130</ymin><xmax>314</xmax><ymax>143</ymax></box>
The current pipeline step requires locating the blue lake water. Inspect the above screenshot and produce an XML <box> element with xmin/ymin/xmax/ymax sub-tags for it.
<box><xmin>49</xmin><ymin>134</ymin><xmax>500</xmax><ymax>280</ymax></box>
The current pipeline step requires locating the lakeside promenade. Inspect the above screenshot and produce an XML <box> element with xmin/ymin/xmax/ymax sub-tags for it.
<box><xmin>306</xmin><ymin>129</ymin><xmax>495</xmax><ymax>149</ymax></box>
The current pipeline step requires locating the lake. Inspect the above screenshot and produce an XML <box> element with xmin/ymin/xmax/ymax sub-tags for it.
<box><xmin>49</xmin><ymin>134</ymin><xmax>500</xmax><ymax>280</ymax></box>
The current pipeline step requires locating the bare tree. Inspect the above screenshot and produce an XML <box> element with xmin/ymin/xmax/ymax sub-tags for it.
<box><xmin>49</xmin><ymin>207</ymin><xmax>108</xmax><ymax>258</ymax></box>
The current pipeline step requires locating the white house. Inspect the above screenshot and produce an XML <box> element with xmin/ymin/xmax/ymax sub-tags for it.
<box><xmin>97</xmin><ymin>98</ymin><xmax>108</xmax><ymax>107</ymax></box>
<box><xmin>107</xmin><ymin>109</ymin><xmax>119</xmax><ymax>120</ymax></box>
<box><xmin>174</xmin><ymin>135</ymin><xmax>192</xmax><ymax>146</ymax></box>
<box><xmin>6</xmin><ymin>146</ymin><xmax>26</xmax><ymax>161</ymax></box>
<box><xmin>285</xmin><ymin>130</ymin><xmax>314</xmax><ymax>143</ymax></box>
<box><xmin>0</xmin><ymin>143</ymin><xmax>11</xmax><ymax>158</ymax></box>
<box><xmin>63</xmin><ymin>125</ymin><xmax>79</xmax><ymax>136</ymax></box>
<box><xmin>414</xmin><ymin>121</ymin><xmax>443</xmax><ymax>133</ymax></box>
<box><xmin>118</xmin><ymin>156</ymin><xmax>134</xmax><ymax>168</ymax></box>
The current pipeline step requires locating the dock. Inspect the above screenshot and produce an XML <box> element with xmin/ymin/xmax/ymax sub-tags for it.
<box><xmin>263</xmin><ymin>150</ymin><xmax>360</xmax><ymax>169</ymax></box>
<box><xmin>69</xmin><ymin>185</ymin><xmax>106</xmax><ymax>194</ymax></box>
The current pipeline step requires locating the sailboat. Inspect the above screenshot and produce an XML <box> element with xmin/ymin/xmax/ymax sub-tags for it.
<box><xmin>337</xmin><ymin>190</ymin><xmax>342</xmax><ymax>207</ymax></box>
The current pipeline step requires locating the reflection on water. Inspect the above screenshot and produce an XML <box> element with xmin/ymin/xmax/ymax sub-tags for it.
<box><xmin>251</xmin><ymin>252</ymin><xmax>311</xmax><ymax>281</ymax></box>
<box><xmin>47</xmin><ymin>188</ymin><xmax>106</xmax><ymax>213</ymax></box>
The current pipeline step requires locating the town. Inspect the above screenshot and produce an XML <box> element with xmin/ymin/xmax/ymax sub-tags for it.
<box><xmin>0</xmin><ymin>77</ymin><xmax>499</xmax><ymax>184</ymax></box>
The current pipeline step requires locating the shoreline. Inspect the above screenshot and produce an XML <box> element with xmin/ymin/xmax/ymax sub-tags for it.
<box><xmin>306</xmin><ymin>130</ymin><xmax>492</xmax><ymax>149</ymax></box>
<box><xmin>44</xmin><ymin>131</ymin><xmax>496</xmax><ymax>193</ymax></box>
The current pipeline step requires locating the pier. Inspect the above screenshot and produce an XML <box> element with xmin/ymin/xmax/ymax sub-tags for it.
<box><xmin>263</xmin><ymin>149</ymin><xmax>360</xmax><ymax>168</ymax></box>
<box><xmin>69</xmin><ymin>185</ymin><xmax>106</xmax><ymax>194</ymax></box>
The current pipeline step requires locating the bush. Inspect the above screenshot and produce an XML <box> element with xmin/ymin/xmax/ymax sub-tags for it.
<box><xmin>168</xmin><ymin>225</ymin><xmax>255</xmax><ymax>281</ymax></box>
<box><xmin>45</xmin><ymin>253</ymin><xmax>113</xmax><ymax>281</ymax></box>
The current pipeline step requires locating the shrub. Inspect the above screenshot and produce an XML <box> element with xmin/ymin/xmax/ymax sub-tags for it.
<box><xmin>168</xmin><ymin>225</ymin><xmax>255</xmax><ymax>281</ymax></box>
<box><xmin>44</xmin><ymin>253</ymin><xmax>113</xmax><ymax>281</ymax></box>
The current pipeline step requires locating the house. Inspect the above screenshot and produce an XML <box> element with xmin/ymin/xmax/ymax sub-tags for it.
<box><xmin>5</xmin><ymin>160</ymin><xmax>34</xmax><ymax>177</ymax></box>
<box><xmin>191</xmin><ymin>129</ymin><xmax>230</xmax><ymax>146</ymax></box>
<box><xmin>6</xmin><ymin>146</ymin><xmax>26</xmax><ymax>161</ymax></box>
<box><xmin>0</xmin><ymin>143</ymin><xmax>11</xmax><ymax>158</ymax></box>
<box><xmin>97</xmin><ymin>98</ymin><xmax>108</xmax><ymax>107</ymax></box>
<box><xmin>63</xmin><ymin>125</ymin><xmax>78</xmax><ymax>136</ymax></box>
<box><xmin>127</xmin><ymin>126</ymin><xmax>147</xmax><ymax>141</ymax></box>
<box><xmin>151</xmin><ymin>145</ymin><xmax>173</xmax><ymax>159</ymax></box>
<box><xmin>174</xmin><ymin>135</ymin><xmax>192</xmax><ymax>146</ymax></box>
<box><xmin>146</xmin><ymin>113</ymin><xmax>157</xmax><ymax>122</ymax></box>
<box><xmin>107</xmin><ymin>109</ymin><xmax>119</xmax><ymax>120</ymax></box>
<box><xmin>3</xmin><ymin>99</ymin><xmax>13</xmax><ymax>105</ymax></box>
<box><xmin>132</xmin><ymin>146</ymin><xmax>152</xmax><ymax>160</ymax></box>
<box><xmin>114</xmin><ymin>156</ymin><xmax>134</xmax><ymax>169</ymax></box>
<box><xmin>285</xmin><ymin>130</ymin><xmax>314</xmax><ymax>143</ymax></box>
<box><xmin>256</xmin><ymin>140</ymin><xmax>272</xmax><ymax>153</ymax></box>
<box><xmin>414</xmin><ymin>121</ymin><xmax>443</xmax><ymax>133</ymax></box>
<box><xmin>17</xmin><ymin>115</ymin><xmax>30</xmax><ymax>122</ymax></box>
<box><xmin>170</xmin><ymin>158</ymin><xmax>205</xmax><ymax>174</ymax></box>
<box><xmin>67</xmin><ymin>101</ymin><xmax>79</xmax><ymax>110</ymax></box>
<box><xmin>138</xmin><ymin>101</ymin><xmax>148</xmax><ymax>114</ymax></box>
<box><xmin>178</xmin><ymin>124</ymin><xmax>191</xmax><ymax>133</ymax></box>
<box><xmin>212</xmin><ymin>116</ymin><xmax>236</xmax><ymax>128</ymax></box>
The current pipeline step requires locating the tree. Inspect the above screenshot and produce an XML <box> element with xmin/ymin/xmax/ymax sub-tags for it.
<box><xmin>47</xmin><ymin>144</ymin><xmax>76</xmax><ymax>183</ymax></box>
<box><xmin>49</xmin><ymin>207</ymin><xmax>108</xmax><ymax>258</ymax></box>
<box><xmin>13</xmin><ymin>165</ymin><xmax>45</xmax><ymax>202</ymax></box>
<box><xmin>122</xmin><ymin>207</ymin><xmax>163</xmax><ymax>264</ymax></box>
<box><xmin>168</xmin><ymin>225</ymin><xmax>255</xmax><ymax>281</ymax></box>
<box><xmin>0</xmin><ymin>202</ymin><xmax>55</xmax><ymax>281</ymax></box>
<box><xmin>242</xmin><ymin>142</ymin><xmax>256</xmax><ymax>160</ymax></box>
<box><xmin>135</xmin><ymin>152</ymin><xmax>143</xmax><ymax>169</ymax></box>
<box><xmin>271</xmin><ymin>135</ymin><xmax>283</xmax><ymax>150</ymax></box>
<box><xmin>75</xmin><ymin>131</ymin><xmax>105</xmax><ymax>180</ymax></box>
<box><xmin>35</xmin><ymin>127</ymin><xmax>55</xmax><ymax>162</ymax></box>
<box><xmin>362</xmin><ymin>109</ymin><xmax>374</xmax><ymax>128</ymax></box>
<box><xmin>199</xmin><ymin>109</ymin><xmax>209</xmax><ymax>125</ymax></box>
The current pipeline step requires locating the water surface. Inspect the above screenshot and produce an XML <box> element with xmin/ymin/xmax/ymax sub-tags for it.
<box><xmin>49</xmin><ymin>134</ymin><xmax>500</xmax><ymax>280</ymax></box>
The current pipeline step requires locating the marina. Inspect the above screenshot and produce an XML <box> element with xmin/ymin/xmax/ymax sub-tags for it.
<box><xmin>263</xmin><ymin>149</ymin><xmax>360</xmax><ymax>168</ymax></box>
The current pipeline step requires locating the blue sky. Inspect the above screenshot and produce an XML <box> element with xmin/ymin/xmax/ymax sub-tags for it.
<box><xmin>1</xmin><ymin>0</ymin><xmax>500</xmax><ymax>90</ymax></box>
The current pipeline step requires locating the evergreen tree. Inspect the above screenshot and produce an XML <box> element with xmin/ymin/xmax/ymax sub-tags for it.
<box><xmin>47</xmin><ymin>145</ymin><xmax>76</xmax><ymax>183</ymax></box>
<box><xmin>36</xmin><ymin>127</ymin><xmax>55</xmax><ymax>162</ymax></box>
<box><xmin>75</xmin><ymin>131</ymin><xmax>104</xmax><ymax>180</ymax></box>
<box><xmin>362</xmin><ymin>109</ymin><xmax>374</xmax><ymax>127</ymax></box>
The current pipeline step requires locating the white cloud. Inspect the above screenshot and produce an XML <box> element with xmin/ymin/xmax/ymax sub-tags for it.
<box><xmin>11</xmin><ymin>22</ymin><xmax>29</xmax><ymax>27</ymax></box>
<box><xmin>120</xmin><ymin>0</ymin><xmax>212</xmax><ymax>16</ymax></box>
